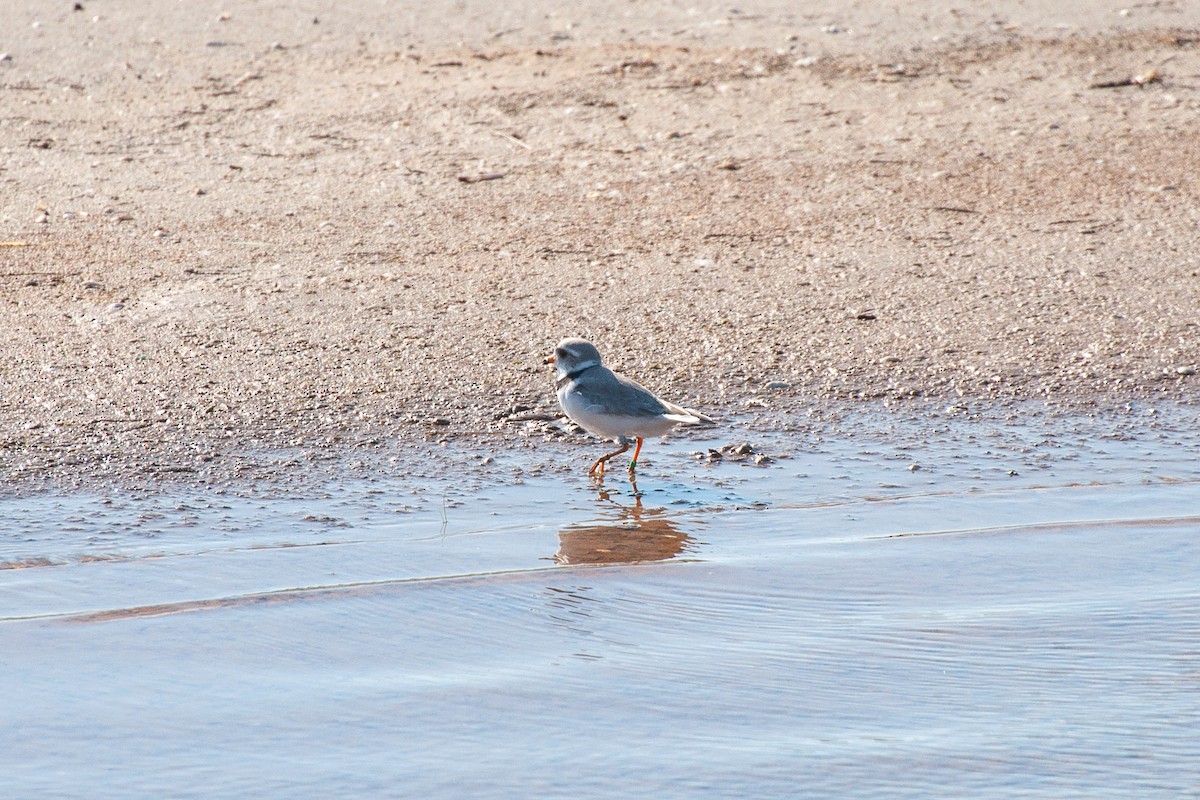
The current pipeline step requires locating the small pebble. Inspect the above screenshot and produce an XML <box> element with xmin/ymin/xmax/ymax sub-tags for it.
<box><xmin>765</xmin><ymin>381</ymin><xmax>790</xmax><ymax>390</ymax></box>
<box><xmin>1176</xmin><ymin>367</ymin><xmax>1196</xmax><ymax>376</ymax></box>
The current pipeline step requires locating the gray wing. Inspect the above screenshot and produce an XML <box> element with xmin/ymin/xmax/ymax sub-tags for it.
<box><xmin>579</xmin><ymin>368</ymin><xmax>672</xmax><ymax>417</ymax></box>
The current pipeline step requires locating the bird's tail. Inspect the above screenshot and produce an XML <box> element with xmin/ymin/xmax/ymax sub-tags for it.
<box><xmin>664</xmin><ymin>405</ymin><xmax>716</xmax><ymax>426</ymax></box>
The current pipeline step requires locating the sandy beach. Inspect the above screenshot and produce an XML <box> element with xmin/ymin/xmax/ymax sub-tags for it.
<box><xmin>2</xmin><ymin>0</ymin><xmax>1198</xmax><ymax>486</ymax></box>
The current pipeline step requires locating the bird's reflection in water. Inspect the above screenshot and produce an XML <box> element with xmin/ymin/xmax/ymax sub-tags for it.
<box><xmin>555</xmin><ymin>479</ymin><xmax>694</xmax><ymax>565</ymax></box>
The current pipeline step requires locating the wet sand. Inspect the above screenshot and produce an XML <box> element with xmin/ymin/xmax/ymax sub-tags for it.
<box><xmin>2</xmin><ymin>1</ymin><xmax>1199</xmax><ymax>487</ymax></box>
<box><xmin>3</xmin><ymin>408</ymin><xmax>1200</xmax><ymax>798</ymax></box>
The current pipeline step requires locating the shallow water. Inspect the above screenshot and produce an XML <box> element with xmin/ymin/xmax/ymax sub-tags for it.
<box><xmin>3</xmin><ymin>405</ymin><xmax>1200</xmax><ymax>798</ymax></box>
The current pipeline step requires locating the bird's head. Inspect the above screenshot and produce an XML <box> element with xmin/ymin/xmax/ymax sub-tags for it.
<box><xmin>545</xmin><ymin>337</ymin><xmax>603</xmax><ymax>378</ymax></box>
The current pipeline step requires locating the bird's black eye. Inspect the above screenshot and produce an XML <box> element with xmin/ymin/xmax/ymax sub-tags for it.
<box><xmin>555</xmin><ymin>348</ymin><xmax>568</xmax><ymax>360</ymax></box>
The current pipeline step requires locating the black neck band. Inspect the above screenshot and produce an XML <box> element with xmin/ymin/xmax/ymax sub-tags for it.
<box><xmin>557</xmin><ymin>363</ymin><xmax>597</xmax><ymax>389</ymax></box>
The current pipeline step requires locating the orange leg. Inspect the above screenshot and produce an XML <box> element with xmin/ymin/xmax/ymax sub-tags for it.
<box><xmin>588</xmin><ymin>440</ymin><xmax>630</xmax><ymax>477</ymax></box>
<box><xmin>628</xmin><ymin>437</ymin><xmax>644</xmax><ymax>474</ymax></box>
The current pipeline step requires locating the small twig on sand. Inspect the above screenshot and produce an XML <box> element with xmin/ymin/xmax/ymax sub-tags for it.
<box><xmin>489</xmin><ymin>129</ymin><xmax>532</xmax><ymax>150</ymax></box>
<box><xmin>506</xmin><ymin>412</ymin><xmax>560</xmax><ymax>422</ymax></box>
<box><xmin>1090</xmin><ymin>69</ymin><xmax>1161</xmax><ymax>89</ymax></box>
<box><xmin>458</xmin><ymin>172</ymin><xmax>505</xmax><ymax>183</ymax></box>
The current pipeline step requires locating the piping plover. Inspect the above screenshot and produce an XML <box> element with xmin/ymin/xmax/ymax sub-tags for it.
<box><xmin>545</xmin><ymin>337</ymin><xmax>714</xmax><ymax>476</ymax></box>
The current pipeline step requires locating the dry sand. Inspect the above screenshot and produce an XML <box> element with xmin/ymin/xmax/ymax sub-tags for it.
<box><xmin>2</xmin><ymin>1</ymin><xmax>1199</xmax><ymax>487</ymax></box>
